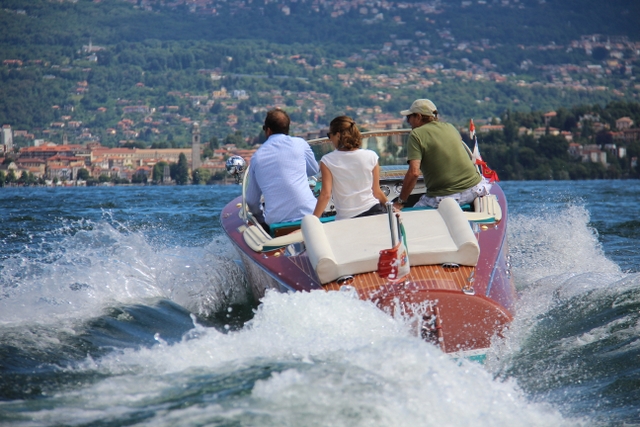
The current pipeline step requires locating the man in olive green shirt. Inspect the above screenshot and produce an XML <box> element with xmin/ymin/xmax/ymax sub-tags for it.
<box><xmin>392</xmin><ymin>99</ymin><xmax>491</xmax><ymax>210</ymax></box>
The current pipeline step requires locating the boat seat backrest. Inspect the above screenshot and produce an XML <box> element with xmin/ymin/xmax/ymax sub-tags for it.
<box><xmin>301</xmin><ymin>197</ymin><xmax>479</xmax><ymax>284</ymax></box>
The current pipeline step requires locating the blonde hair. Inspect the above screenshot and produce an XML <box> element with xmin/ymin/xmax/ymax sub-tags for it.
<box><xmin>329</xmin><ymin>116</ymin><xmax>361</xmax><ymax>150</ymax></box>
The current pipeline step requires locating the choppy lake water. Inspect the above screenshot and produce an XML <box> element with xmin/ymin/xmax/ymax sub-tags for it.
<box><xmin>1</xmin><ymin>181</ymin><xmax>639</xmax><ymax>426</ymax></box>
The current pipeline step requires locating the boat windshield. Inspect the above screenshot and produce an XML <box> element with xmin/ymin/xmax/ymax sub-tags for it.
<box><xmin>307</xmin><ymin>129</ymin><xmax>412</xmax><ymax>169</ymax></box>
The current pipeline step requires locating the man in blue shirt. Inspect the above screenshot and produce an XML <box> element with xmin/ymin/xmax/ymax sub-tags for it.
<box><xmin>246</xmin><ymin>109</ymin><xmax>319</xmax><ymax>232</ymax></box>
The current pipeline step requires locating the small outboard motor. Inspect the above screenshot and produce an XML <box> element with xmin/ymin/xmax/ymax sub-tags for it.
<box><xmin>225</xmin><ymin>155</ymin><xmax>246</xmax><ymax>184</ymax></box>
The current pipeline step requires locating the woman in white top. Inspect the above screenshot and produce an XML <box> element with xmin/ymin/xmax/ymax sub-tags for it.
<box><xmin>313</xmin><ymin>116</ymin><xmax>388</xmax><ymax>220</ymax></box>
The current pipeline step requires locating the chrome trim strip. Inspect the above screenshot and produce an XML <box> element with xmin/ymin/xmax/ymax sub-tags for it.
<box><xmin>485</xmin><ymin>228</ymin><xmax>508</xmax><ymax>297</ymax></box>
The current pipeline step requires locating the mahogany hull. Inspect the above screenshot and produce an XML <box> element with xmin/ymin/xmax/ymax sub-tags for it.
<box><xmin>220</xmin><ymin>184</ymin><xmax>516</xmax><ymax>356</ymax></box>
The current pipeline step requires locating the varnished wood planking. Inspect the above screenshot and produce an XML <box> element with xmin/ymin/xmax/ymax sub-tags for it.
<box><xmin>323</xmin><ymin>265</ymin><xmax>475</xmax><ymax>299</ymax></box>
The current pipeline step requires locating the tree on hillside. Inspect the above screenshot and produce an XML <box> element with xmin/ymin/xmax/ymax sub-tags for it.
<box><xmin>192</xmin><ymin>167</ymin><xmax>211</xmax><ymax>184</ymax></box>
<box><xmin>171</xmin><ymin>153</ymin><xmax>189</xmax><ymax>185</ymax></box>
<box><xmin>538</xmin><ymin>134</ymin><xmax>569</xmax><ymax>160</ymax></box>
<box><xmin>131</xmin><ymin>171</ymin><xmax>147</xmax><ymax>184</ymax></box>
<box><xmin>151</xmin><ymin>141</ymin><xmax>171</xmax><ymax>149</ymax></box>
<box><xmin>153</xmin><ymin>161</ymin><xmax>168</xmax><ymax>182</ymax></box>
<box><xmin>549</xmin><ymin>107</ymin><xmax>573</xmax><ymax>131</ymax></box>
<box><xmin>77</xmin><ymin>168</ymin><xmax>90</xmax><ymax>180</ymax></box>
<box><xmin>5</xmin><ymin>170</ymin><xmax>16</xmax><ymax>185</ymax></box>
<box><xmin>224</xmin><ymin>131</ymin><xmax>246</xmax><ymax>148</ymax></box>
<box><xmin>592</xmin><ymin>46</ymin><xmax>609</xmax><ymax>61</ymax></box>
<box><xmin>17</xmin><ymin>171</ymin><xmax>37</xmax><ymax>186</ymax></box>
<box><xmin>122</xmin><ymin>141</ymin><xmax>147</xmax><ymax>149</ymax></box>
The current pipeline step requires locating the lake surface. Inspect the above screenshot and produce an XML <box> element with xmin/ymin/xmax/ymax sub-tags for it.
<box><xmin>1</xmin><ymin>181</ymin><xmax>639</xmax><ymax>426</ymax></box>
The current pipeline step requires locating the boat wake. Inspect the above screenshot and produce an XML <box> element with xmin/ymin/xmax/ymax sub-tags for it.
<box><xmin>0</xmin><ymin>220</ymin><xmax>250</xmax><ymax>326</ymax></box>
<box><xmin>486</xmin><ymin>203</ymin><xmax>640</xmax><ymax>425</ymax></box>
<box><xmin>508</xmin><ymin>204</ymin><xmax>620</xmax><ymax>286</ymax></box>
<box><xmin>0</xmin><ymin>200</ymin><xmax>638</xmax><ymax>426</ymax></box>
<box><xmin>0</xmin><ymin>288</ymin><xmax>580</xmax><ymax>427</ymax></box>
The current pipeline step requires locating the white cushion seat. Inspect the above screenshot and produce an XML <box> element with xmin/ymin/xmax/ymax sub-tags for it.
<box><xmin>301</xmin><ymin>197</ymin><xmax>479</xmax><ymax>284</ymax></box>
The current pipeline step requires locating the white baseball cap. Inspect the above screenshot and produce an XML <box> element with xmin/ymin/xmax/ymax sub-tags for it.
<box><xmin>400</xmin><ymin>99</ymin><xmax>438</xmax><ymax>117</ymax></box>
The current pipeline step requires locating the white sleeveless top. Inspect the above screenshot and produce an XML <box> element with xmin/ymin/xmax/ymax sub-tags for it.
<box><xmin>320</xmin><ymin>149</ymin><xmax>380</xmax><ymax>220</ymax></box>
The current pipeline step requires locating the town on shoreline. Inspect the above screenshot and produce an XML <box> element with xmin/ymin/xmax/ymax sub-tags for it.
<box><xmin>1</xmin><ymin>104</ymin><xmax>639</xmax><ymax>187</ymax></box>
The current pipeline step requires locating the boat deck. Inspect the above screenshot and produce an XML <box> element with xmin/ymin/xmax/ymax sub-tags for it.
<box><xmin>323</xmin><ymin>265</ymin><xmax>474</xmax><ymax>298</ymax></box>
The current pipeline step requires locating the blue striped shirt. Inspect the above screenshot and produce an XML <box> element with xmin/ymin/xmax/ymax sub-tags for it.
<box><xmin>246</xmin><ymin>134</ymin><xmax>319</xmax><ymax>225</ymax></box>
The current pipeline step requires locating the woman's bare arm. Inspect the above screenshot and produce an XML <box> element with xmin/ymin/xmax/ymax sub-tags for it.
<box><xmin>313</xmin><ymin>162</ymin><xmax>333</xmax><ymax>217</ymax></box>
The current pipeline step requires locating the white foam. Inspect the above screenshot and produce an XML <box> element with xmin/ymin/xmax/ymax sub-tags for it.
<box><xmin>484</xmin><ymin>204</ymin><xmax>628</xmax><ymax>370</ymax></box>
<box><xmin>0</xmin><ymin>222</ymin><xmax>248</xmax><ymax>325</ymax></box>
<box><xmin>12</xmin><ymin>290</ymin><xmax>582</xmax><ymax>427</ymax></box>
<box><xmin>508</xmin><ymin>204</ymin><xmax>620</xmax><ymax>288</ymax></box>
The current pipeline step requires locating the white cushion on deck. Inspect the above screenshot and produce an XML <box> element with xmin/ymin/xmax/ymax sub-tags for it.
<box><xmin>302</xmin><ymin>197</ymin><xmax>479</xmax><ymax>284</ymax></box>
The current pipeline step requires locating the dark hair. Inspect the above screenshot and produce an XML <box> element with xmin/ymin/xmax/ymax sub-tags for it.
<box><xmin>418</xmin><ymin>113</ymin><xmax>438</xmax><ymax>125</ymax></box>
<box><xmin>329</xmin><ymin>116</ymin><xmax>361</xmax><ymax>150</ymax></box>
<box><xmin>264</xmin><ymin>109</ymin><xmax>290</xmax><ymax>135</ymax></box>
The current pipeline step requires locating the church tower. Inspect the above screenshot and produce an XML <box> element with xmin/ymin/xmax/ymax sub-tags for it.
<box><xmin>191</xmin><ymin>122</ymin><xmax>201</xmax><ymax>171</ymax></box>
<box><xmin>1</xmin><ymin>125</ymin><xmax>13</xmax><ymax>153</ymax></box>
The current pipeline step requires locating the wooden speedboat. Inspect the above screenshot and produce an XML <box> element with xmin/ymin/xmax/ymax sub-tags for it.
<box><xmin>220</xmin><ymin>129</ymin><xmax>516</xmax><ymax>362</ymax></box>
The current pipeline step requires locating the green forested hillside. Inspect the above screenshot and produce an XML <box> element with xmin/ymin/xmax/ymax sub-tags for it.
<box><xmin>465</xmin><ymin>101</ymin><xmax>640</xmax><ymax>180</ymax></box>
<box><xmin>2</xmin><ymin>0</ymin><xmax>639</xmax><ymax>48</ymax></box>
<box><xmin>0</xmin><ymin>0</ymin><xmax>639</xmax><ymax>153</ymax></box>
